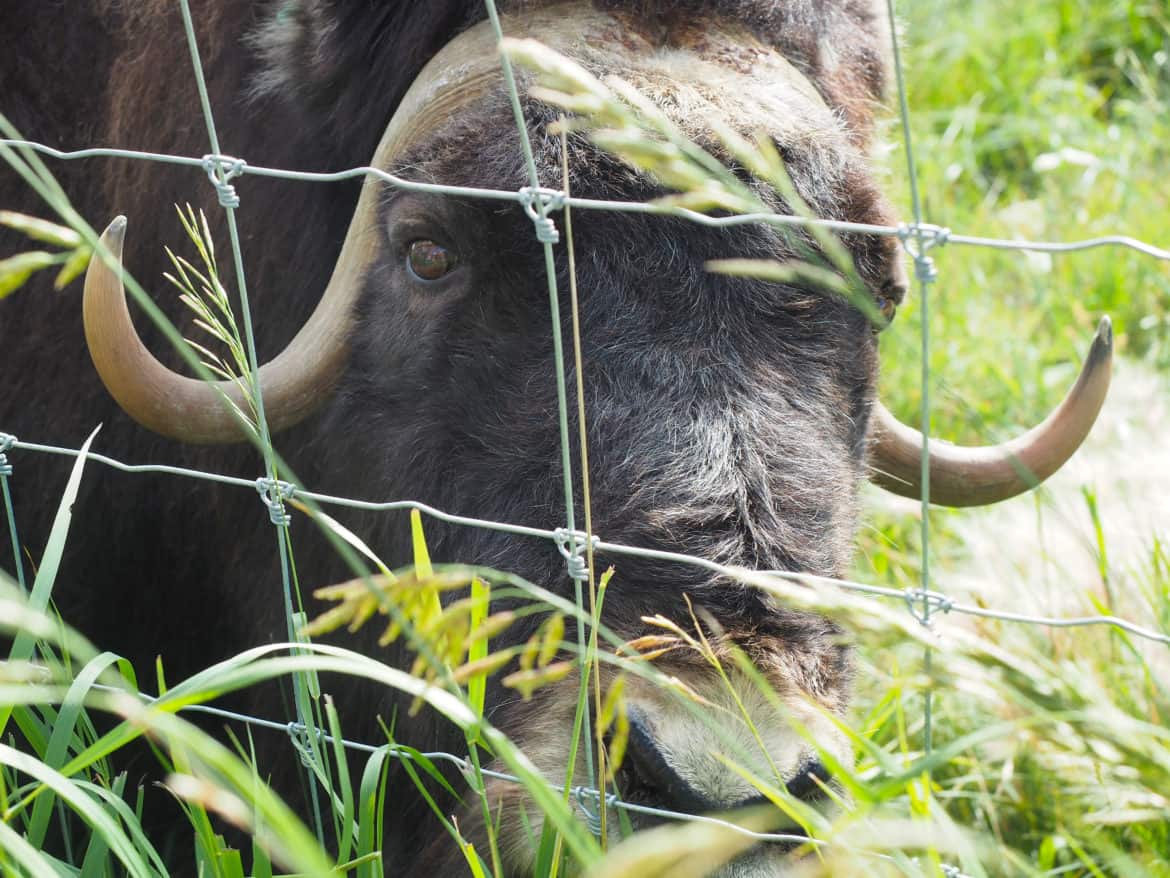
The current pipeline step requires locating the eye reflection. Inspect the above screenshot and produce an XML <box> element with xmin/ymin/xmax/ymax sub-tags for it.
<box><xmin>407</xmin><ymin>239</ymin><xmax>457</xmax><ymax>281</ymax></box>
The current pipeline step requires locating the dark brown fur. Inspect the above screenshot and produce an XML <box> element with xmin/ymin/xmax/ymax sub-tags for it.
<box><xmin>1</xmin><ymin>2</ymin><xmax>900</xmax><ymax>872</ymax></box>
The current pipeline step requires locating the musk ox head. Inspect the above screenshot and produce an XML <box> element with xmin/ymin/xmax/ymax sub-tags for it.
<box><xmin>79</xmin><ymin>3</ymin><xmax>1110</xmax><ymax>873</ymax></box>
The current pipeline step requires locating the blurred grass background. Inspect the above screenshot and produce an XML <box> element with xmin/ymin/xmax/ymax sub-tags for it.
<box><xmin>853</xmin><ymin>2</ymin><xmax>1170</xmax><ymax>873</ymax></box>
<box><xmin>862</xmin><ymin>0</ymin><xmax>1168</xmax><ymax>585</ymax></box>
<box><xmin>3</xmin><ymin>1</ymin><xmax>1169</xmax><ymax>874</ymax></box>
<box><xmin>878</xmin><ymin>0</ymin><xmax>1169</xmax><ymax>435</ymax></box>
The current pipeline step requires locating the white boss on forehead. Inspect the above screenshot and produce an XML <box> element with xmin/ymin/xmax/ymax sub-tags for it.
<box><xmin>374</xmin><ymin>2</ymin><xmax>838</xmax><ymax>172</ymax></box>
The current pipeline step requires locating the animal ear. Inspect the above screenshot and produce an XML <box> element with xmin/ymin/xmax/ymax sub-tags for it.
<box><xmin>252</xmin><ymin>1</ymin><xmax>475</xmax><ymax>135</ymax></box>
<box><xmin>251</xmin><ymin>0</ymin><xmax>346</xmax><ymax>114</ymax></box>
<box><xmin>884</xmin><ymin>248</ymin><xmax>909</xmax><ymax>305</ymax></box>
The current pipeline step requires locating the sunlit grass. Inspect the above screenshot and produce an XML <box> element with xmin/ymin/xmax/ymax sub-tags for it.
<box><xmin>878</xmin><ymin>0</ymin><xmax>1170</xmax><ymax>440</ymax></box>
<box><xmin>2</xmin><ymin>0</ymin><xmax>1169</xmax><ymax>875</ymax></box>
<box><xmin>856</xmin><ymin>2</ymin><xmax>1170</xmax><ymax>873</ymax></box>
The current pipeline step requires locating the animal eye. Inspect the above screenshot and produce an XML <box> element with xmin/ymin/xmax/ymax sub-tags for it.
<box><xmin>407</xmin><ymin>239</ymin><xmax>457</xmax><ymax>281</ymax></box>
<box><xmin>873</xmin><ymin>295</ymin><xmax>897</xmax><ymax>331</ymax></box>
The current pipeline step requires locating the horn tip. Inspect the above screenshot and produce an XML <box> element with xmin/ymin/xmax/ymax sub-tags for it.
<box><xmin>103</xmin><ymin>215</ymin><xmax>127</xmax><ymax>246</ymax></box>
<box><xmin>1089</xmin><ymin>315</ymin><xmax>1113</xmax><ymax>366</ymax></box>
<box><xmin>1095</xmin><ymin>314</ymin><xmax>1112</xmax><ymax>345</ymax></box>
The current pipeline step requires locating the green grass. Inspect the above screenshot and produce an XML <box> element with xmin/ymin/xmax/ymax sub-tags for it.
<box><xmin>3</xmin><ymin>0</ymin><xmax>1170</xmax><ymax>875</ymax></box>
<box><xmin>853</xmin><ymin>1</ymin><xmax>1170</xmax><ymax>874</ymax></box>
<box><xmin>878</xmin><ymin>0</ymin><xmax>1170</xmax><ymax>440</ymax></box>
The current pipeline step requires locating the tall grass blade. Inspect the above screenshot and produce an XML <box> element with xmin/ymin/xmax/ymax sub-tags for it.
<box><xmin>6</xmin><ymin>425</ymin><xmax>99</xmax><ymax>666</ymax></box>
<box><xmin>354</xmin><ymin>745</ymin><xmax>391</xmax><ymax>878</ymax></box>
<box><xmin>25</xmin><ymin>651</ymin><xmax>133</xmax><ymax>849</ymax></box>
<box><xmin>0</xmin><ymin>743</ymin><xmax>159</xmax><ymax>878</ymax></box>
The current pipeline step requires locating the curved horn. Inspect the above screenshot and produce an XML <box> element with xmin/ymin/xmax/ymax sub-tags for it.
<box><xmin>869</xmin><ymin>317</ymin><xmax>1113</xmax><ymax>507</ymax></box>
<box><xmin>80</xmin><ymin>1</ymin><xmax>896</xmax><ymax>443</ymax></box>
<box><xmin>84</xmin><ymin>216</ymin><xmax>359</xmax><ymax>442</ymax></box>
<box><xmin>81</xmin><ymin>15</ymin><xmax>513</xmax><ymax>442</ymax></box>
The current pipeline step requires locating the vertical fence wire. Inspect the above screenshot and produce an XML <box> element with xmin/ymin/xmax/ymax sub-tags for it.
<box><xmin>1</xmin><ymin>2</ymin><xmax>1167</xmax><ymax>874</ymax></box>
<box><xmin>885</xmin><ymin>0</ymin><xmax>939</xmax><ymax>762</ymax></box>
<box><xmin>482</xmin><ymin>0</ymin><xmax>598</xmax><ymax>806</ymax></box>
<box><xmin>175</xmin><ymin>0</ymin><xmax>328</xmax><ymax>845</ymax></box>
<box><xmin>559</xmin><ymin>126</ymin><xmax>609</xmax><ymax>842</ymax></box>
<box><xmin>0</xmin><ymin>434</ymin><xmax>25</xmax><ymax>592</ymax></box>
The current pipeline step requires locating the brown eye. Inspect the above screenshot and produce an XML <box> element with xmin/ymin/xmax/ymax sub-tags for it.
<box><xmin>877</xmin><ymin>295</ymin><xmax>897</xmax><ymax>325</ymax></box>
<box><xmin>407</xmin><ymin>239</ymin><xmax>457</xmax><ymax>281</ymax></box>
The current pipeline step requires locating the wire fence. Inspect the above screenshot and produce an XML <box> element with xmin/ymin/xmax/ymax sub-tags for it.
<box><xmin>1</xmin><ymin>0</ymin><xmax>1168</xmax><ymax>875</ymax></box>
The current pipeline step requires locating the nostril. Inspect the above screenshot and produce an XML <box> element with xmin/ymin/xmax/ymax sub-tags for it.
<box><xmin>609</xmin><ymin>710</ymin><xmax>834</xmax><ymax>828</ymax></box>
<box><xmin>616</xmin><ymin>710</ymin><xmax>714</xmax><ymax>817</ymax></box>
<box><xmin>783</xmin><ymin>758</ymin><xmax>832</xmax><ymax>803</ymax></box>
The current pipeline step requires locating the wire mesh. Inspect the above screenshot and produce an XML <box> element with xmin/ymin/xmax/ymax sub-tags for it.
<box><xmin>1</xmin><ymin>0</ymin><xmax>1168</xmax><ymax>875</ymax></box>
<box><xmin>5</xmin><ymin>434</ymin><xmax>1169</xmax><ymax>650</ymax></box>
<box><xmin>4</xmin><ymin>140</ymin><xmax>1168</xmax><ymax>262</ymax></box>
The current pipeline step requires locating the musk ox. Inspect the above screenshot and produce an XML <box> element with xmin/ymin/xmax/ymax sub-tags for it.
<box><xmin>0</xmin><ymin>0</ymin><xmax>1110</xmax><ymax>873</ymax></box>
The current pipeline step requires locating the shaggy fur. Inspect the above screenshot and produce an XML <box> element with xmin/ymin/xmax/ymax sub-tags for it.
<box><xmin>1</xmin><ymin>1</ymin><xmax>901</xmax><ymax>873</ymax></box>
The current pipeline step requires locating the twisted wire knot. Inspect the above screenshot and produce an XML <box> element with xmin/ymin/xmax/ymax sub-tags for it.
<box><xmin>896</xmin><ymin>222</ymin><xmax>950</xmax><ymax>284</ymax></box>
<box><xmin>902</xmin><ymin>588</ymin><xmax>929</xmax><ymax>625</ymax></box>
<box><xmin>255</xmin><ymin>477</ymin><xmax>296</xmax><ymax>527</ymax></box>
<box><xmin>902</xmin><ymin>587</ymin><xmax>953</xmax><ymax>626</ymax></box>
<box><xmin>285</xmin><ymin>721</ymin><xmax>320</xmax><ymax>769</ymax></box>
<box><xmin>201</xmin><ymin>154</ymin><xmax>247</xmax><ymax>208</ymax></box>
<box><xmin>554</xmin><ymin>527</ymin><xmax>596</xmax><ymax>582</ymax></box>
<box><xmin>518</xmin><ymin>186</ymin><xmax>566</xmax><ymax>244</ymax></box>
<box><xmin>0</xmin><ymin>433</ymin><xmax>14</xmax><ymax>452</ymax></box>
<box><xmin>565</xmin><ymin>554</ymin><xmax>589</xmax><ymax>581</ymax></box>
<box><xmin>455</xmin><ymin>757</ymin><xmax>482</xmax><ymax>789</ymax></box>
<box><xmin>572</xmin><ymin>785</ymin><xmax>605</xmax><ymax>837</ymax></box>
<box><xmin>0</xmin><ymin>432</ymin><xmax>14</xmax><ymax>477</ymax></box>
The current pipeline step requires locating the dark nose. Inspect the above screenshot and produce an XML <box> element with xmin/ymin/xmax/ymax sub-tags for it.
<box><xmin>613</xmin><ymin>710</ymin><xmax>831</xmax><ymax>827</ymax></box>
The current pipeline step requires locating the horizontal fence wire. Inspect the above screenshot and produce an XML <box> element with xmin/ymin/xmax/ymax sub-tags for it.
<box><xmin>2</xmin><ymin>139</ymin><xmax>1169</xmax><ymax>261</ymax></box>
<box><xmin>2</xmin><ymin>5</ymin><xmax>1167</xmax><ymax>872</ymax></box>
<box><xmin>94</xmin><ymin>683</ymin><xmax>969</xmax><ymax>878</ymax></box>
<box><xmin>92</xmin><ymin>683</ymin><xmax>815</xmax><ymax>846</ymax></box>
<box><xmin>0</xmin><ymin>132</ymin><xmax>1163</xmax><ymax>878</ymax></box>
<box><xmin>5</xmin><ymin>433</ymin><xmax>1168</xmax><ymax>649</ymax></box>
